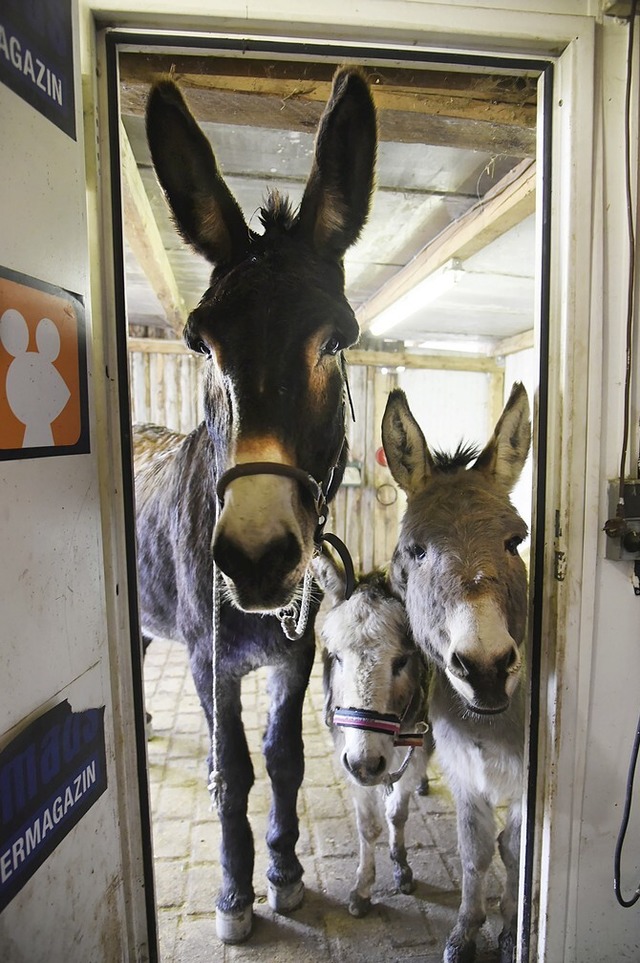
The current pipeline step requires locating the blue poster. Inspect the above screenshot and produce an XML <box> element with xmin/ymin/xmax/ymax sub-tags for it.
<box><xmin>0</xmin><ymin>0</ymin><xmax>76</xmax><ymax>140</ymax></box>
<box><xmin>0</xmin><ymin>700</ymin><xmax>107</xmax><ymax>911</ymax></box>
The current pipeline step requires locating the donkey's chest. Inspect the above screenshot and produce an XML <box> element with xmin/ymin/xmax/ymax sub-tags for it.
<box><xmin>431</xmin><ymin>683</ymin><xmax>523</xmax><ymax>805</ymax></box>
<box><xmin>439</xmin><ymin>729</ymin><xmax>522</xmax><ymax>805</ymax></box>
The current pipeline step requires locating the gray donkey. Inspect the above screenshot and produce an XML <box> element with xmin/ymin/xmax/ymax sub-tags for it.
<box><xmin>382</xmin><ymin>382</ymin><xmax>531</xmax><ymax>963</ymax></box>
<box><xmin>313</xmin><ymin>551</ymin><xmax>433</xmax><ymax>918</ymax></box>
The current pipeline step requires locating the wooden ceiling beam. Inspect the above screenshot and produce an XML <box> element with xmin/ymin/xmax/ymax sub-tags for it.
<box><xmin>126</xmin><ymin>337</ymin><xmax>502</xmax><ymax>374</ymax></box>
<box><xmin>357</xmin><ymin>159</ymin><xmax>537</xmax><ymax>331</ymax></box>
<box><xmin>118</xmin><ymin>53</ymin><xmax>536</xmax><ymax>156</ymax></box>
<box><xmin>120</xmin><ymin>122</ymin><xmax>188</xmax><ymax>337</ymax></box>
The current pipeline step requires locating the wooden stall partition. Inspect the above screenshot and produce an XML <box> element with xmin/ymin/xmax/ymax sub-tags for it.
<box><xmin>126</xmin><ymin>340</ymin><xmax>523</xmax><ymax>573</ymax></box>
<box><xmin>127</xmin><ymin>340</ymin><xmax>403</xmax><ymax>571</ymax></box>
<box><xmin>327</xmin><ymin>363</ymin><xmax>404</xmax><ymax>573</ymax></box>
<box><xmin>128</xmin><ymin>338</ymin><xmax>205</xmax><ymax>432</ymax></box>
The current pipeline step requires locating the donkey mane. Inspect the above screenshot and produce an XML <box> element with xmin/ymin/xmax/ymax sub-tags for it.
<box><xmin>431</xmin><ymin>442</ymin><xmax>480</xmax><ymax>473</ymax></box>
<box><xmin>355</xmin><ymin>568</ymin><xmax>394</xmax><ymax>596</ymax></box>
<box><xmin>258</xmin><ymin>189</ymin><xmax>298</xmax><ymax>233</ymax></box>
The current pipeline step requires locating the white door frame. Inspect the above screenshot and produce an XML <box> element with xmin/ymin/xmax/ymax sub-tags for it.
<box><xmin>82</xmin><ymin>6</ymin><xmax>603</xmax><ymax>960</ymax></box>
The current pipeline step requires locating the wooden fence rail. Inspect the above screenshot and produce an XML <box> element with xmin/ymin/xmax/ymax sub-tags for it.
<box><xmin>126</xmin><ymin>340</ymin><xmax>508</xmax><ymax>571</ymax></box>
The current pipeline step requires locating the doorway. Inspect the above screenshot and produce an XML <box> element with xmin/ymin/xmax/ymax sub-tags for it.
<box><xmin>104</xmin><ymin>32</ymin><xmax>551</xmax><ymax>962</ymax></box>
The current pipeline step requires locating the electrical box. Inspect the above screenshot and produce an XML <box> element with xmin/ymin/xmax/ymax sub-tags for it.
<box><xmin>604</xmin><ymin>479</ymin><xmax>640</xmax><ymax>559</ymax></box>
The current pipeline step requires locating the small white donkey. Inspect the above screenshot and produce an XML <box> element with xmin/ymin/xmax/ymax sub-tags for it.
<box><xmin>313</xmin><ymin>551</ymin><xmax>433</xmax><ymax>917</ymax></box>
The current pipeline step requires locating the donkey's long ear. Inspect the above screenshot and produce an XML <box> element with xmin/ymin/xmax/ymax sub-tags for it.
<box><xmin>145</xmin><ymin>80</ymin><xmax>248</xmax><ymax>266</ymax></box>
<box><xmin>382</xmin><ymin>389</ymin><xmax>434</xmax><ymax>495</ymax></box>
<box><xmin>473</xmin><ymin>382</ymin><xmax>531</xmax><ymax>492</ymax></box>
<box><xmin>311</xmin><ymin>549</ymin><xmax>347</xmax><ymax>607</ymax></box>
<box><xmin>297</xmin><ymin>67</ymin><xmax>377</xmax><ymax>259</ymax></box>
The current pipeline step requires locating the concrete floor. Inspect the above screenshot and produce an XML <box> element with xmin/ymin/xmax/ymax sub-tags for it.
<box><xmin>143</xmin><ymin>637</ymin><xmax>508</xmax><ymax>963</ymax></box>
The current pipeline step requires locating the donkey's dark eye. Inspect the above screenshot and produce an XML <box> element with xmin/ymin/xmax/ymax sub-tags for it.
<box><xmin>194</xmin><ymin>339</ymin><xmax>211</xmax><ymax>358</ymax></box>
<box><xmin>505</xmin><ymin>536</ymin><xmax>523</xmax><ymax>556</ymax></box>
<box><xmin>392</xmin><ymin>655</ymin><xmax>409</xmax><ymax>675</ymax></box>
<box><xmin>322</xmin><ymin>334</ymin><xmax>343</xmax><ymax>356</ymax></box>
<box><xmin>409</xmin><ymin>544</ymin><xmax>427</xmax><ymax>561</ymax></box>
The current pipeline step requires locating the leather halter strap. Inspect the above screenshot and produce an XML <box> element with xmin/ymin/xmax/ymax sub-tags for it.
<box><xmin>334</xmin><ymin>705</ymin><xmax>427</xmax><ymax>794</ymax></box>
<box><xmin>333</xmin><ymin>707</ymin><xmax>427</xmax><ymax>747</ymax></box>
<box><xmin>334</xmin><ymin>707</ymin><xmax>401</xmax><ymax>737</ymax></box>
<box><xmin>215</xmin><ymin>445</ymin><xmax>356</xmax><ymax>635</ymax></box>
<box><xmin>216</xmin><ymin>462</ymin><xmax>326</xmax><ymax>516</ymax></box>
<box><xmin>217</xmin><ymin>462</ymin><xmax>356</xmax><ymax>598</ymax></box>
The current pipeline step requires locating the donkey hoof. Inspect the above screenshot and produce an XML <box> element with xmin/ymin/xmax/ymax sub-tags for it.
<box><xmin>399</xmin><ymin>875</ymin><xmax>416</xmax><ymax>895</ymax></box>
<box><xmin>393</xmin><ymin>864</ymin><xmax>416</xmax><ymax>894</ymax></box>
<box><xmin>215</xmin><ymin>904</ymin><xmax>253</xmax><ymax>944</ymax></box>
<box><xmin>417</xmin><ymin>775</ymin><xmax>430</xmax><ymax>796</ymax></box>
<box><xmin>444</xmin><ymin>937</ymin><xmax>476</xmax><ymax>963</ymax></box>
<box><xmin>348</xmin><ymin>891</ymin><xmax>372</xmax><ymax>917</ymax></box>
<box><xmin>267</xmin><ymin>878</ymin><xmax>304</xmax><ymax>913</ymax></box>
<box><xmin>498</xmin><ymin>928</ymin><xmax>516</xmax><ymax>963</ymax></box>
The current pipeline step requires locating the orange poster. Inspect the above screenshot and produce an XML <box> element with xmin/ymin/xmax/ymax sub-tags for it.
<box><xmin>0</xmin><ymin>268</ymin><xmax>89</xmax><ymax>458</ymax></box>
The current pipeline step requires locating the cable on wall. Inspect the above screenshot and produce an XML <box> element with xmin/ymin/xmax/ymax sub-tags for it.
<box><xmin>604</xmin><ymin>0</ymin><xmax>638</xmax><ymax>536</ymax></box>
<box><xmin>611</xmin><ymin>0</ymin><xmax>640</xmax><ymax>910</ymax></box>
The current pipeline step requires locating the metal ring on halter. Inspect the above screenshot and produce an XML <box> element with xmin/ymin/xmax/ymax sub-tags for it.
<box><xmin>319</xmin><ymin>532</ymin><xmax>356</xmax><ymax>599</ymax></box>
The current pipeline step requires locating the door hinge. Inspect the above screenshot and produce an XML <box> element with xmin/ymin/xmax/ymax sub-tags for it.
<box><xmin>554</xmin><ymin>550</ymin><xmax>566</xmax><ymax>581</ymax></box>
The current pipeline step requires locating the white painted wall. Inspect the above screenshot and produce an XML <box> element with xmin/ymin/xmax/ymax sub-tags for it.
<box><xmin>399</xmin><ymin>368</ymin><xmax>492</xmax><ymax>457</ymax></box>
<box><xmin>0</xmin><ymin>6</ymin><xmax>151</xmax><ymax>961</ymax></box>
<box><xmin>400</xmin><ymin>354</ymin><xmax>536</xmax><ymax>547</ymax></box>
<box><xmin>70</xmin><ymin>2</ymin><xmax>639</xmax><ymax>961</ymax></box>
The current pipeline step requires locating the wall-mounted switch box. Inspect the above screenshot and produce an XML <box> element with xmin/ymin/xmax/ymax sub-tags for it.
<box><xmin>605</xmin><ymin>479</ymin><xmax>640</xmax><ymax>560</ymax></box>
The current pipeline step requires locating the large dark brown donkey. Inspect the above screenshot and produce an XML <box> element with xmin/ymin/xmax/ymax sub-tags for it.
<box><xmin>382</xmin><ymin>383</ymin><xmax>530</xmax><ymax>963</ymax></box>
<box><xmin>135</xmin><ymin>69</ymin><xmax>376</xmax><ymax>943</ymax></box>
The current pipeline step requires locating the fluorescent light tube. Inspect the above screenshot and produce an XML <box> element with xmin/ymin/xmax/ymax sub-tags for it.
<box><xmin>369</xmin><ymin>258</ymin><xmax>463</xmax><ymax>337</ymax></box>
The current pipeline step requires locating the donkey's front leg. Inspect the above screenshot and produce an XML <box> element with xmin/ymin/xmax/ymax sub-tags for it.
<box><xmin>262</xmin><ymin>639</ymin><xmax>315</xmax><ymax>913</ymax></box>
<box><xmin>444</xmin><ymin>793</ymin><xmax>496</xmax><ymax>963</ymax></box>
<box><xmin>386</xmin><ymin>782</ymin><xmax>416</xmax><ymax>895</ymax></box>
<box><xmin>349</xmin><ymin>787</ymin><xmax>382</xmax><ymax>916</ymax></box>
<box><xmin>190</xmin><ymin>647</ymin><xmax>256</xmax><ymax>943</ymax></box>
<box><xmin>497</xmin><ymin>801</ymin><xmax>521</xmax><ymax>963</ymax></box>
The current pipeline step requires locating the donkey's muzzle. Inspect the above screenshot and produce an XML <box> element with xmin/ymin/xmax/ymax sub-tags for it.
<box><xmin>342</xmin><ymin>751</ymin><xmax>387</xmax><ymax>787</ymax></box>
<box><xmin>447</xmin><ymin>646</ymin><xmax>520</xmax><ymax>715</ymax></box>
<box><xmin>213</xmin><ymin>531</ymin><xmax>302</xmax><ymax>611</ymax></box>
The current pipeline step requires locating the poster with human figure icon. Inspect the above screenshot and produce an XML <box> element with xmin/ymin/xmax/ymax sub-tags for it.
<box><xmin>0</xmin><ymin>267</ymin><xmax>89</xmax><ymax>458</ymax></box>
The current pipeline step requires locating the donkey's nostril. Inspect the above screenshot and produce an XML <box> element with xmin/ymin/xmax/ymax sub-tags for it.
<box><xmin>342</xmin><ymin>752</ymin><xmax>387</xmax><ymax>784</ymax></box>
<box><xmin>497</xmin><ymin>647</ymin><xmax>519</xmax><ymax>675</ymax></box>
<box><xmin>214</xmin><ymin>532</ymin><xmax>301</xmax><ymax>584</ymax></box>
<box><xmin>213</xmin><ymin>531</ymin><xmax>302</xmax><ymax>609</ymax></box>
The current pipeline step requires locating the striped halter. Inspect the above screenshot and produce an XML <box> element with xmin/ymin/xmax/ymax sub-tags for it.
<box><xmin>333</xmin><ymin>707</ymin><xmax>424</xmax><ymax>747</ymax></box>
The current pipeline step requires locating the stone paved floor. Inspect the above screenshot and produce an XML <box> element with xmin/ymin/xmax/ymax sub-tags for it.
<box><xmin>143</xmin><ymin>637</ymin><xmax>507</xmax><ymax>963</ymax></box>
